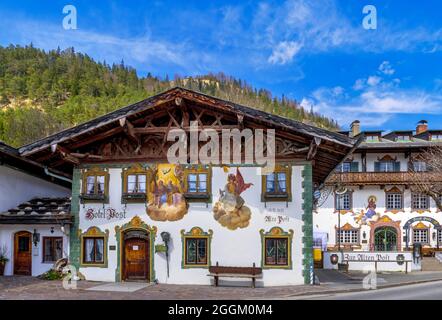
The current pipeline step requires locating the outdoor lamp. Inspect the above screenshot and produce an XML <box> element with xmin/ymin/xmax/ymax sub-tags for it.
<box><xmin>161</xmin><ymin>231</ymin><xmax>171</xmax><ymax>243</ymax></box>
<box><xmin>161</xmin><ymin>232</ymin><xmax>171</xmax><ymax>278</ymax></box>
<box><xmin>32</xmin><ymin>229</ymin><xmax>40</xmax><ymax>247</ymax></box>
<box><xmin>433</xmin><ymin>231</ymin><xmax>437</xmax><ymax>241</ymax></box>
<box><xmin>363</xmin><ymin>231</ymin><xmax>367</xmax><ymax>239</ymax></box>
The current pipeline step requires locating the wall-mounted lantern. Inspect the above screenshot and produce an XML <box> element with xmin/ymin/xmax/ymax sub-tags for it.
<box><xmin>160</xmin><ymin>231</ymin><xmax>171</xmax><ymax>278</ymax></box>
<box><xmin>32</xmin><ymin>229</ymin><xmax>40</xmax><ymax>247</ymax></box>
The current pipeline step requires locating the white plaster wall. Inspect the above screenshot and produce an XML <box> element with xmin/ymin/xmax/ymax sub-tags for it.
<box><xmin>0</xmin><ymin>225</ymin><xmax>70</xmax><ymax>276</ymax></box>
<box><xmin>0</xmin><ymin>165</ymin><xmax>70</xmax><ymax>212</ymax></box>
<box><xmin>77</xmin><ymin>165</ymin><xmax>307</xmax><ymax>286</ymax></box>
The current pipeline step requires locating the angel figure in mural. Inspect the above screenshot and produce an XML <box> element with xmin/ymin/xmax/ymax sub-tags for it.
<box><xmin>352</xmin><ymin>195</ymin><xmax>380</xmax><ymax>226</ymax></box>
<box><xmin>147</xmin><ymin>164</ymin><xmax>188</xmax><ymax>221</ymax></box>
<box><xmin>213</xmin><ymin>168</ymin><xmax>253</xmax><ymax>230</ymax></box>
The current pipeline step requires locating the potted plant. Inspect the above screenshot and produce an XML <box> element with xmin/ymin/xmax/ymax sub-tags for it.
<box><xmin>0</xmin><ymin>245</ymin><xmax>9</xmax><ymax>276</ymax></box>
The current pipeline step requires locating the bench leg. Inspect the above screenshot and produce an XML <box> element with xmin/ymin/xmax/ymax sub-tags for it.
<box><xmin>252</xmin><ymin>277</ymin><xmax>256</xmax><ymax>288</ymax></box>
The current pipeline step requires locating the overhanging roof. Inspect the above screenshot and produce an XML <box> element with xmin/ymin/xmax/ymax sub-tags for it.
<box><xmin>20</xmin><ymin>87</ymin><xmax>354</xmax><ymax>155</ymax></box>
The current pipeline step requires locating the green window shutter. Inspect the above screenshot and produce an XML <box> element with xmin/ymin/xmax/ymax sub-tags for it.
<box><xmin>394</xmin><ymin>162</ymin><xmax>401</xmax><ymax>172</ymax></box>
<box><xmin>374</xmin><ymin>162</ymin><xmax>381</xmax><ymax>172</ymax></box>
<box><xmin>350</xmin><ymin>162</ymin><xmax>359</xmax><ymax>172</ymax></box>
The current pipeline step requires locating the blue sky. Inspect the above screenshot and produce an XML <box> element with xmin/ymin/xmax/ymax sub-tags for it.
<box><xmin>1</xmin><ymin>0</ymin><xmax>442</xmax><ymax>132</ymax></box>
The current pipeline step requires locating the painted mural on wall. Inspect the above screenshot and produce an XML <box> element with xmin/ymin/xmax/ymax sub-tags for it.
<box><xmin>352</xmin><ymin>195</ymin><xmax>380</xmax><ymax>226</ymax></box>
<box><xmin>213</xmin><ymin>167</ymin><xmax>253</xmax><ymax>230</ymax></box>
<box><xmin>146</xmin><ymin>164</ymin><xmax>188</xmax><ymax>221</ymax></box>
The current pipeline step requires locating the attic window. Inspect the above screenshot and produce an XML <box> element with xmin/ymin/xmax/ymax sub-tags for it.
<box><xmin>396</xmin><ymin>135</ymin><xmax>410</xmax><ymax>142</ymax></box>
<box><xmin>365</xmin><ymin>135</ymin><xmax>380</xmax><ymax>142</ymax></box>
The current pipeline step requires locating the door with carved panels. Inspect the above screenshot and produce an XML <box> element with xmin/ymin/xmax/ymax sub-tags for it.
<box><xmin>14</xmin><ymin>231</ymin><xmax>32</xmax><ymax>275</ymax></box>
<box><xmin>123</xmin><ymin>238</ymin><xmax>149</xmax><ymax>281</ymax></box>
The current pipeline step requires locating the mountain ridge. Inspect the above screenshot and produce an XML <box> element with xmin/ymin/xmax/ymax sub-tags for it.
<box><xmin>0</xmin><ymin>44</ymin><xmax>339</xmax><ymax>147</ymax></box>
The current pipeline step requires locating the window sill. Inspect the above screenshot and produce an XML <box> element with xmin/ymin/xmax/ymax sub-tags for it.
<box><xmin>80</xmin><ymin>194</ymin><xmax>107</xmax><ymax>203</ymax></box>
<box><xmin>385</xmin><ymin>209</ymin><xmax>404</xmax><ymax>214</ymax></box>
<box><xmin>412</xmin><ymin>209</ymin><xmax>431</xmax><ymax>214</ymax></box>
<box><xmin>262</xmin><ymin>264</ymin><xmax>292</xmax><ymax>270</ymax></box>
<box><xmin>182</xmin><ymin>263</ymin><xmax>210</xmax><ymax>269</ymax></box>
<box><xmin>80</xmin><ymin>262</ymin><xmax>107</xmax><ymax>268</ymax></box>
<box><xmin>262</xmin><ymin>193</ymin><xmax>291</xmax><ymax>202</ymax></box>
<box><xmin>122</xmin><ymin>193</ymin><xmax>147</xmax><ymax>203</ymax></box>
<box><xmin>183</xmin><ymin>193</ymin><xmax>211</xmax><ymax>202</ymax></box>
<box><xmin>334</xmin><ymin>210</ymin><xmax>353</xmax><ymax>215</ymax></box>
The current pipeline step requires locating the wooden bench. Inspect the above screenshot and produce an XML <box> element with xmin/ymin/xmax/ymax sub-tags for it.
<box><xmin>208</xmin><ymin>262</ymin><xmax>262</xmax><ymax>288</ymax></box>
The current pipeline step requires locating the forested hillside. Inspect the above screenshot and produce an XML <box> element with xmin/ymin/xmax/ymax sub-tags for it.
<box><xmin>0</xmin><ymin>44</ymin><xmax>339</xmax><ymax>147</ymax></box>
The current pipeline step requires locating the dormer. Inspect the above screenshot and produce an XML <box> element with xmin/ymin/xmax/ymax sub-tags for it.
<box><xmin>363</xmin><ymin>131</ymin><xmax>382</xmax><ymax>142</ymax></box>
<box><xmin>383</xmin><ymin>131</ymin><xmax>413</xmax><ymax>142</ymax></box>
<box><xmin>415</xmin><ymin>130</ymin><xmax>442</xmax><ymax>141</ymax></box>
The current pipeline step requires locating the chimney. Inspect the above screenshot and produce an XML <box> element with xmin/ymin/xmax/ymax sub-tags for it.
<box><xmin>416</xmin><ymin>120</ymin><xmax>428</xmax><ymax>135</ymax></box>
<box><xmin>350</xmin><ymin>120</ymin><xmax>361</xmax><ymax>138</ymax></box>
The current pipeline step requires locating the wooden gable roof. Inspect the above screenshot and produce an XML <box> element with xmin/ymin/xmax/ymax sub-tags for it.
<box><xmin>19</xmin><ymin>87</ymin><xmax>358</xmax><ymax>184</ymax></box>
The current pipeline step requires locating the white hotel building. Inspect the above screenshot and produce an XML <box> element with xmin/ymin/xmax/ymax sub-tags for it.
<box><xmin>315</xmin><ymin>120</ymin><xmax>442</xmax><ymax>267</ymax></box>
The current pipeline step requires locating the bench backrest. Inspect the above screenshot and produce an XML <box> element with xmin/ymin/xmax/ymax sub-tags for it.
<box><xmin>209</xmin><ymin>266</ymin><xmax>262</xmax><ymax>275</ymax></box>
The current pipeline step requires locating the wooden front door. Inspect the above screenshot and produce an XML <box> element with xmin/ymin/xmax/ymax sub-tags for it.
<box><xmin>123</xmin><ymin>238</ymin><xmax>149</xmax><ymax>281</ymax></box>
<box><xmin>14</xmin><ymin>231</ymin><xmax>32</xmax><ymax>275</ymax></box>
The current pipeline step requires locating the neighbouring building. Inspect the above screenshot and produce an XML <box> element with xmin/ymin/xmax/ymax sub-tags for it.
<box><xmin>18</xmin><ymin>87</ymin><xmax>356</xmax><ymax>286</ymax></box>
<box><xmin>315</xmin><ymin>120</ymin><xmax>442</xmax><ymax>264</ymax></box>
<box><xmin>0</xmin><ymin>141</ymin><xmax>71</xmax><ymax>276</ymax></box>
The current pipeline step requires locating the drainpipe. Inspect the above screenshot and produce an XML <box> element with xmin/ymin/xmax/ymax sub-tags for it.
<box><xmin>44</xmin><ymin>166</ymin><xmax>73</xmax><ymax>183</ymax></box>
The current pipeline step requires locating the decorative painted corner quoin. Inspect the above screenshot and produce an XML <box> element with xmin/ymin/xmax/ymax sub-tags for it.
<box><xmin>260</xmin><ymin>227</ymin><xmax>294</xmax><ymax>270</ymax></box>
<box><xmin>114</xmin><ymin>215</ymin><xmax>157</xmax><ymax>282</ymax></box>
<box><xmin>181</xmin><ymin>227</ymin><xmax>213</xmax><ymax>269</ymax></box>
<box><xmin>301</xmin><ymin>163</ymin><xmax>314</xmax><ymax>284</ymax></box>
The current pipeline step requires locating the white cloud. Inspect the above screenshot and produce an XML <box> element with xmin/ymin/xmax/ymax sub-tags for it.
<box><xmin>302</xmin><ymin>62</ymin><xmax>442</xmax><ymax>129</ymax></box>
<box><xmin>367</xmin><ymin>76</ymin><xmax>382</xmax><ymax>87</ymax></box>
<box><xmin>379</xmin><ymin>61</ymin><xmax>395</xmax><ymax>75</ymax></box>
<box><xmin>268</xmin><ymin>41</ymin><xmax>303</xmax><ymax>65</ymax></box>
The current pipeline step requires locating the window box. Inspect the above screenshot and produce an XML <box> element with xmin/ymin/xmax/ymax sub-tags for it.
<box><xmin>80</xmin><ymin>194</ymin><xmax>106</xmax><ymax>202</ymax></box>
<box><xmin>122</xmin><ymin>192</ymin><xmax>147</xmax><ymax>202</ymax></box>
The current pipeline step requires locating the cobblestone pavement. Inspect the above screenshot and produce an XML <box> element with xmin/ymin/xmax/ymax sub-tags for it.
<box><xmin>0</xmin><ymin>276</ymin><xmax>332</xmax><ymax>300</ymax></box>
<box><xmin>2</xmin><ymin>270</ymin><xmax>442</xmax><ymax>300</ymax></box>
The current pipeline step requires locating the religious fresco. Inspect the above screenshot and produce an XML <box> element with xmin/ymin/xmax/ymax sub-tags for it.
<box><xmin>352</xmin><ymin>195</ymin><xmax>380</xmax><ymax>226</ymax></box>
<box><xmin>213</xmin><ymin>167</ymin><xmax>253</xmax><ymax>230</ymax></box>
<box><xmin>146</xmin><ymin>164</ymin><xmax>188</xmax><ymax>221</ymax></box>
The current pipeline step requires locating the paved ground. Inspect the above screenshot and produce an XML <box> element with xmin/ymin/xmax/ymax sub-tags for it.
<box><xmin>1</xmin><ymin>270</ymin><xmax>442</xmax><ymax>300</ymax></box>
<box><xmin>0</xmin><ymin>276</ymin><xmax>332</xmax><ymax>300</ymax></box>
<box><xmin>301</xmin><ymin>280</ymin><xmax>442</xmax><ymax>300</ymax></box>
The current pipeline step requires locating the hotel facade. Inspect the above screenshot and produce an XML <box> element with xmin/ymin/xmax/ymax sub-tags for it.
<box><xmin>11</xmin><ymin>88</ymin><xmax>356</xmax><ymax>286</ymax></box>
<box><xmin>315</xmin><ymin>120</ymin><xmax>442</xmax><ymax>264</ymax></box>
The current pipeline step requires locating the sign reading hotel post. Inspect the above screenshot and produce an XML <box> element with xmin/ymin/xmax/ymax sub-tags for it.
<box><xmin>85</xmin><ymin>208</ymin><xmax>127</xmax><ymax>221</ymax></box>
